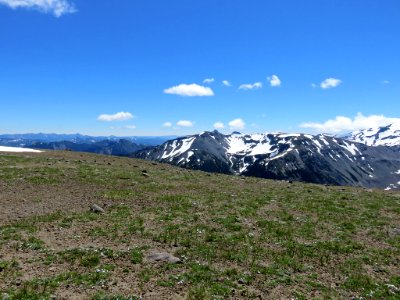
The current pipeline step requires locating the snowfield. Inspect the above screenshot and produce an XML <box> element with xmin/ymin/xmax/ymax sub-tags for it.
<box><xmin>0</xmin><ymin>146</ymin><xmax>43</xmax><ymax>153</ymax></box>
<box><xmin>345</xmin><ymin>122</ymin><xmax>400</xmax><ymax>146</ymax></box>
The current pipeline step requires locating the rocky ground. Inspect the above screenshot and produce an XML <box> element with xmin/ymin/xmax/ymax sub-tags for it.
<box><xmin>0</xmin><ymin>150</ymin><xmax>399</xmax><ymax>299</ymax></box>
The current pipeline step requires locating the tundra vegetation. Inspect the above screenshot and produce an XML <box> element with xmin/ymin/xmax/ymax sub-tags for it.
<box><xmin>0</xmin><ymin>151</ymin><xmax>399</xmax><ymax>299</ymax></box>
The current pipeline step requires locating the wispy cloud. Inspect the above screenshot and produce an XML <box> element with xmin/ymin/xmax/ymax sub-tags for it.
<box><xmin>164</xmin><ymin>83</ymin><xmax>214</xmax><ymax>97</ymax></box>
<box><xmin>238</xmin><ymin>82</ymin><xmax>262</xmax><ymax>90</ymax></box>
<box><xmin>0</xmin><ymin>0</ymin><xmax>76</xmax><ymax>17</ymax></box>
<box><xmin>213</xmin><ymin>122</ymin><xmax>225</xmax><ymax>129</ymax></box>
<box><xmin>300</xmin><ymin>113</ymin><xmax>400</xmax><ymax>133</ymax></box>
<box><xmin>163</xmin><ymin>122</ymin><xmax>172</xmax><ymax>127</ymax></box>
<box><xmin>126</xmin><ymin>125</ymin><xmax>136</xmax><ymax>129</ymax></box>
<box><xmin>97</xmin><ymin>112</ymin><xmax>134</xmax><ymax>122</ymax></box>
<box><xmin>382</xmin><ymin>80</ymin><xmax>390</xmax><ymax>84</ymax></box>
<box><xmin>320</xmin><ymin>78</ymin><xmax>342</xmax><ymax>89</ymax></box>
<box><xmin>267</xmin><ymin>75</ymin><xmax>281</xmax><ymax>87</ymax></box>
<box><xmin>229</xmin><ymin>118</ymin><xmax>245</xmax><ymax>130</ymax></box>
<box><xmin>203</xmin><ymin>78</ymin><xmax>215</xmax><ymax>84</ymax></box>
<box><xmin>222</xmin><ymin>80</ymin><xmax>231</xmax><ymax>87</ymax></box>
<box><xmin>177</xmin><ymin>120</ymin><xmax>194</xmax><ymax>127</ymax></box>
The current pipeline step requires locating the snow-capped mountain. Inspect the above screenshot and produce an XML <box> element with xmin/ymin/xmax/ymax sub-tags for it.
<box><xmin>133</xmin><ymin>130</ymin><xmax>400</xmax><ymax>189</ymax></box>
<box><xmin>343</xmin><ymin>123</ymin><xmax>400</xmax><ymax>147</ymax></box>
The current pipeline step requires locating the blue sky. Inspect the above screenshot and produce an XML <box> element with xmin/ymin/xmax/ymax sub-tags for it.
<box><xmin>0</xmin><ymin>0</ymin><xmax>399</xmax><ymax>136</ymax></box>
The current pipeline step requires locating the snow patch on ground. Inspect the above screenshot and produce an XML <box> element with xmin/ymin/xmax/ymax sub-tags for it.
<box><xmin>0</xmin><ymin>146</ymin><xmax>43</xmax><ymax>153</ymax></box>
<box><xmin>385</xmin><ymin>182</ymin><xmax>400</xmax><ymax>191</ymax></box>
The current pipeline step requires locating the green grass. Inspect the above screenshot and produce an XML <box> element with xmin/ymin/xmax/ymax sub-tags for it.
<box><xmin>130</xmin><ymin>247</ymin><xmax>144</xmax><ymax>264</ymax></box>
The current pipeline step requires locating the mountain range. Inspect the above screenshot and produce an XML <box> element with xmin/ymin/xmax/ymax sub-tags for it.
<box><xmin>2</xmin><ymin>125</ymin><xmax>400</xmax><ymax>189</ymax></box>
<box><xmin>0</xmin><ymin>133</ymin><xmax>176</xmax><ymax>156</ymax></box>
<box><xmin>29</xmin><ymin>139</ymin><xmax>147</xmax><ymax>156</ymax></box>
<box><xmin>133</xmin><ymin>125</ymin><xmax>400</xmax><ymax>190</ymax></box>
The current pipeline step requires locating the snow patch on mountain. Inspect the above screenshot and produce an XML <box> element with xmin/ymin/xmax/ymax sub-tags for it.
<box><xmin>161</xmin><ymin>137</ymin><xmax>196</xmax><ymax>160</ymax></box>
<box><xmin>225</xmin><ymin>134</ymin><xmax>279</xmax><ymax>156</ymax></box>
<box><xmin>344</xmin><ymin>123</ymin><xmax>400</xmax><ymax>146</ymax></box>
<box><xmin>340</xmin><ymin>141</ymin><xmax>361</xmax><ymax>156</ymax></box>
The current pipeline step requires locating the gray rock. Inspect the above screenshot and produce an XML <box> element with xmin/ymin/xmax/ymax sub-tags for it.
<box><xmin>146</xmin><ymin>252</ymin><xmax>181</xmax><ymax>264</ymax></box>
<box><xmin>391</xmin><ymin>227</ymin><xmax>400</xmax><ymax>236</ymax></box>
<box><xmin>90</xmin><ymin>204</ymin><xmax>105</xmax><ymax>213</ymax></box>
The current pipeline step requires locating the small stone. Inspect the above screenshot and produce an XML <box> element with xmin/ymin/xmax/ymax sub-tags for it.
<box><xmin>146</xmin><ymin>252</ymin><xmax>181</xmax><ymax>264</ymax></box>
<box><xmin>90</xmin><ymin>204</ymin><xmax>105</xmax><ymax>213</ymax></box>
<box><xmin>142</xmin><ymin>173</ymin><xmax>150</xmax><ymax>177</ymax></box>
<box><xmin>391</xmin><ymin>227</ymin><xmax>400</xmax><ymax>236</ymax></box>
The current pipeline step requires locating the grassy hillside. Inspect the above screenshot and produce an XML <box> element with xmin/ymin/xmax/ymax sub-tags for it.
<box><xmin>0</xmin><ymin>151</ymin><xmax>399</xmax><ymax>299</ymax></box>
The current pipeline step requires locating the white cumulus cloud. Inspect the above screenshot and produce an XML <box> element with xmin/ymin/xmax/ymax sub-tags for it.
<box><xmin>268</xmin><ymin>75</ymin><xmax>281</xmax><ymax>87</ymax></box>
<box><xmin>0</xmin><ymin>0</ymin><xmax>76</xmax><ymax>17</ymax></box>
<box><xmin>164</xmin><ymin>83</ymin><xmax>214</xmax><ymax>97</ymax></box>
<box><xmin>300</xmin><ymin>113</ymin><xmax>400</xmax><ymax>134</ymax></box>
<box><xmin>97</xmin><ymin>112</ymin><xmax>134</xmax><ymax>122</ymax></box>
<box><xmin>163</xmin><ymin>122</ymin><xmax>172</xmax><ymax>127</ymax></box>
<box><xmin>213</xmin><ymin>122</ymin><xmax>225</xmax><ymax>130</ymax></box>
<box><xmin>222</xmin><ymin>80</ymin><xmax>231</xmax><ymax>87</ymax></box>
<box><xmin>229</xmin><ymin>118</ymin><xmax>245</xmax><ymax>130</ymax></box>
<box><xmin>320</xmin><ymin>78</ymin><xmax>342</xmax><ymax>89</ymax></box>
<box><xmin>239</xmin><ymin>82</ymin><xmax>262</xmax><ymax>90</ymax></box>
<box><xmin>177</xmin><ymin>120</ymin><xmax>194</xmax><ymax>127</ymax></box>
<box><xmin>203</xmin><ymin>78</ymin><xmax>215</xmax><ymax>84</ymax></box>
